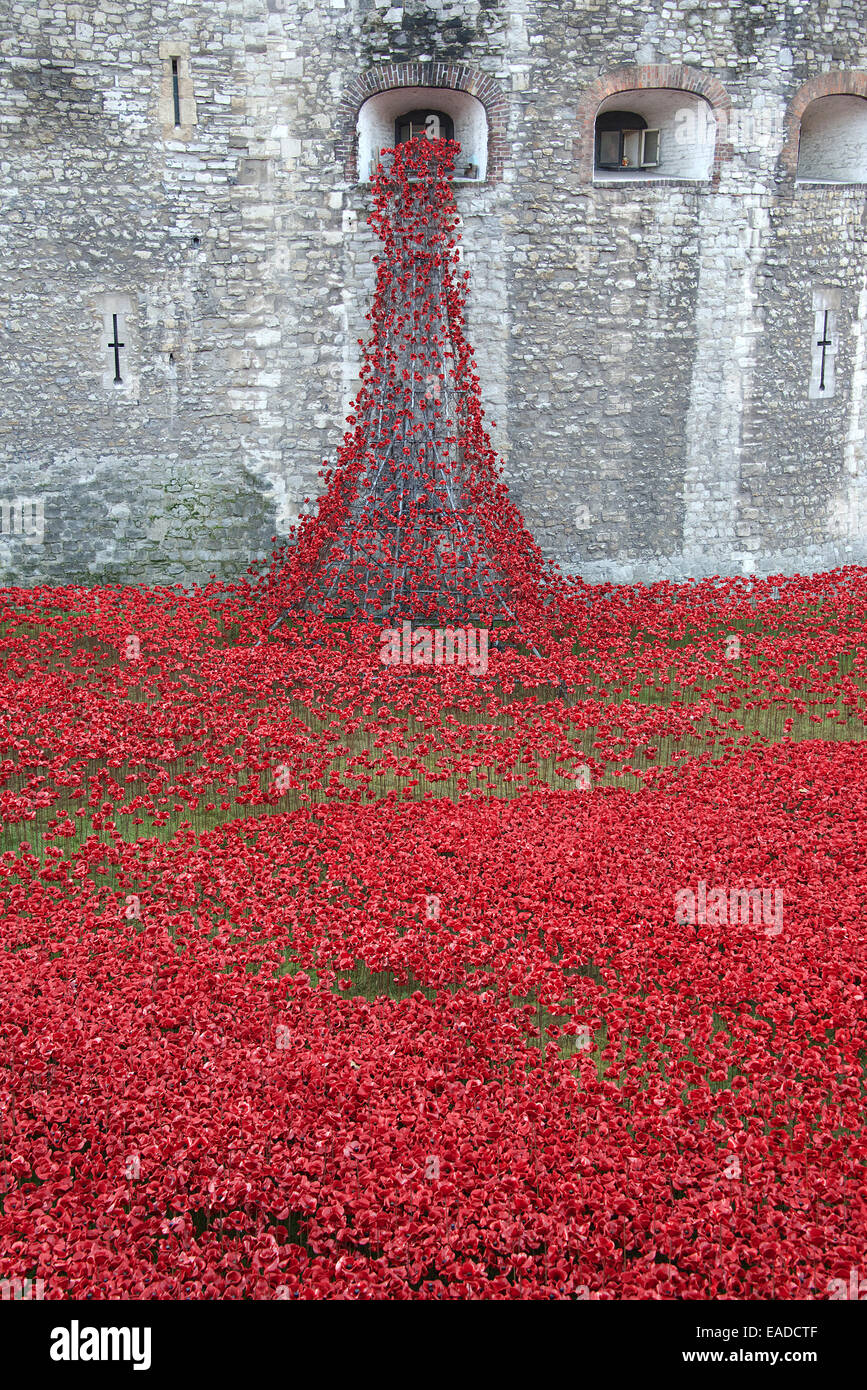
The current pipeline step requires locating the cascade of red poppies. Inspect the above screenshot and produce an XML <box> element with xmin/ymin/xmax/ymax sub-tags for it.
<box><xmin>3</xmin><ymin>573</ymin><xmax>867</xmax><ymax>1297</ymax></box>
<box><xmin>264</xmin><ymin>135</ymin><xmax>549</xmax><ymax>630</ymax></box>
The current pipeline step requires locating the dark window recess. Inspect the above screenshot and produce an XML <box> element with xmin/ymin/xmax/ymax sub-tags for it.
<box><xmin>108</xmin><ymin>314</ymin><xmax>124</xmax><ymax>384</ymax></box>
<box><xmin>395</xmin><ymin>110</ymin><xmax>455</xmax><ymax>145</ymax></box>
<box><xmin>816</xmin><ymin>311</ymin><xmax>833</xmax><ymax>393</ymax></box>
<box><xmin>171</xmin><ymin>57</ymin><xmax>181</xmax><ymax>127</ymax></box>
<box><xmin>595</xmin><ymin>110</ymin><xmax>660</xmax><ymax>170</ymax></box>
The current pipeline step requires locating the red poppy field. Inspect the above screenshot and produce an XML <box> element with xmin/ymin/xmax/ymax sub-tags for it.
<box><xmin>1</xmin><ymin>568</ymin><xmax>866</xmax><ymax>1299</ymax></box>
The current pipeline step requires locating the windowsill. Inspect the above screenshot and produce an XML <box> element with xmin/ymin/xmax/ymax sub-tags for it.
<box><xmin>795</xmin><ymin>179</ymin><xmax>867</xmax><ymax>187</ymax></box>
<box><xmin>594</xmin><ymin>173</ymin><xmax>711</xmax><ymax>187</ymax></box>
<box><xmin>359</xmin><ymin>177</ymin><xmax>484</xmax><ymax>186</ymax></box>
<box><xmin>592</xmin><ymin>173</ymin><xmax>710</xmax><ymax>186</ymax></box>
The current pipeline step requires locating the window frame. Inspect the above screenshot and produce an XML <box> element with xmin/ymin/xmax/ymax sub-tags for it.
<box><xmin>594</xmin><ymin>110</ymin><xmax>661</xmax><ymax>171</ymax></box>
<box><xmin>394</xmin><ymin>109</ymin><xmax>456</xmax><ymax>146</ymax></box>
<box><xmin>640</xmin><ymin>128</ymin><xmax>661</xmax><ymax>167</ymax></box>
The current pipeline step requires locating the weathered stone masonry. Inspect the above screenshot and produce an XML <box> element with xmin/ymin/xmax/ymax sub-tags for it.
<box><xmin>1</xmin><ymin>0</ymin><xmax>866</xmax><ymax>587</ymax></box>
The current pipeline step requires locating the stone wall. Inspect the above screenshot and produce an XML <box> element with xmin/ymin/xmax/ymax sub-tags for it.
<box><xmin>1</xmin><ymin>0</ymin><xmax>866</xmax><ymax>588</ymax></box>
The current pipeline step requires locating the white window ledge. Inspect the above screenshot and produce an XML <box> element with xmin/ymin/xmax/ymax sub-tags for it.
<box><xmin>359</xmin><ymin>176</ymin><xmax>484</xmax><ymax>187</ymax></box>
<box><xmin>592</xmin><ymin>173</ymin><xmax>709</xmax><ymax>185</ymax></box>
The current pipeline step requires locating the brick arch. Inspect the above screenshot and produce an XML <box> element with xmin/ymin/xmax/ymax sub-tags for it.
<box><xmin>779</xmin><ymin>70</ymin><xmax>867</xmax><ymax>178</ymax></box>
<box><xmin>574</xmin><ymin>64</ymin><xmax>733</xmax><ymax>185</ymax></box>
<box><xmin>336</xmin><ymin>62</ymin><xmax>509</xmax><ymax>184</ymax></box>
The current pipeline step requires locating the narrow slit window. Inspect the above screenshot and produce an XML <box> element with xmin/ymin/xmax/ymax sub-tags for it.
<box><xmin>171</xmin><ymin>57</ymin><xmax>181</xmax><ymax>127</ymax></box>
<box><xmin>809</xmin><ymin>288</ymin><xmax>840</xmax><ymax>400</ymax></box>
<box><xmin>109</xmin><ymin>313</ymin><xmax>125</xmax><ymax>384</ymax></box>
<box><xmin>159</xmin><ymin>46</ymin><xmax>196</xmax><ymax>136</ymax></box>
<box><xmin>100</xmin><ymin>294</ymin><xmax>131</xmax><ymax>391</ymax></box>
<box><xmin>816</xmin><ymin>312</ymin><xmax>832</xmax><ymax>392</ymax></box>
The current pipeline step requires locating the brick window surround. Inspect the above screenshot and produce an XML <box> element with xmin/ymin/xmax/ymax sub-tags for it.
<box><xmin>779</xmin><ymin>70</ymin><xmax>867</xmax><ymax>181</ymax></box>
<box><xmin>574</xmin><ymin>65</ymin><xmax>733</xmax><ymax>186</ymax></box>
<box><xmin>337</xmin><ymin>63</ymin><xmax>508</xmax><ymax>184</ymax></box>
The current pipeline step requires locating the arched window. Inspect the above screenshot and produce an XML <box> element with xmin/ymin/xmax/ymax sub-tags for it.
<box><xmin>796</xmin><ymin>95</ymin><xmax>867</xmax><ymax>183</ymax></box>
<box><xmin>395</xmin><ymin>109</ymin><xmax>455</xmax><ymax>146</ymax></box>
<box><xmin>593</xmin><ymin>90</ymin><xmax>715</xmax><ymax>180</ymax></box>
<box><xmin>356</xmin><ymin>88</ymin><xmax>488</xmax><ymax>184</ymax></box>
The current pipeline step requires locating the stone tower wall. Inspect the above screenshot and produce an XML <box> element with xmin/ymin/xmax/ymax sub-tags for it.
<box><xmin>2</xmin><ymin>0</ymin><xmax>866</xmax><ymax>587</ymax></box>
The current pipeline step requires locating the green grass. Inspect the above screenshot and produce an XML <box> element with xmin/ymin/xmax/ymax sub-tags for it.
<box><xmin>2</xmin><ymin>611</ymin><xmax>864</xmax><ymax>862</ymax></box>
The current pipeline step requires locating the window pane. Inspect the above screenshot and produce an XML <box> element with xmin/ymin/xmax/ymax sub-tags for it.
<box><xmin>642</xmin><ymin>129</ymin><xmax>660</xmax><ymax>166</ymax></box>
<box><xmin>598</xmin><ymin>130</ymin><xmax>620</xmax><ymax>166</ymax></box>
<box><xmin>622</xmin><ymin>130</ymin><xmax>641</xmax><ymax>167</ymax></box>
<box><xmin>395</xmin><ymin>109</ymin><xmax>455</xmax><ymax>145</ymax></box>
